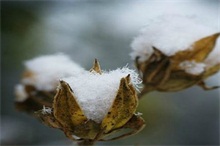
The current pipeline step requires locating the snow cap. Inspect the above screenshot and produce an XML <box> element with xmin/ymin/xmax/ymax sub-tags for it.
<box><xmin>22</xmin><ymin>53</ymin><xmax>85</xmax><ymax>91</ymax></box>
<box><xmin>63</xmin><ymin>66</ymin><xmax>141</xmax><ymax>123</ymax></box>
<box><xmin>130</xmin><ymin>15</ymin><xmax>219</xmax><ymax>63</ymax></box>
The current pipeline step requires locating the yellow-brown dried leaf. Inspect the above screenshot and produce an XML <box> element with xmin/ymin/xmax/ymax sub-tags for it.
<box><xmin>101</xmin><ymin>75</ymin><xmax>138</xmax><ymax>133</ymax></box>
<box><xmin>171</xmin><ymin>33</ymin><xmax>220</xmax><ymax>69</ymax></box>
<box><xmin>203</xmin><ymin>63</ymin><xmax>220</xmax><ymax>79</ymax></box>
<box><xmin>53</xmin><ymin>81</ymin><xmax>87</xmax><ymax>129</ymax></box>
<box><xmin>90</xmin><ymin>59</ymin><xmax>102</xmax><ymax>74</ymax></box>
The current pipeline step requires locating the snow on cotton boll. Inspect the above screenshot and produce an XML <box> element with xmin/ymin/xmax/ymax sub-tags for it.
<box><xmin>14</xmin><ymin>53</ymin><xmax>85</xmax><ymax>114</ymax></box>
<box><xmin>36</xmin><ymin>59</ymin><xmax>145</xmax><ymax>144</ymax></box>
<box><xmin>130</xmin><ymin>15</ymin><xmax>220</xmax><ymax>96</ymax></box>
<box><xmin>130</xmin><ymin>15</ymin><xmax>218</xmax><ymax>61</ymax></box>
<box><xmin>22</xmin><ymin>53</ymin><xmax>85</xmax><ymax>91</ymax></box>
<box><xmin>63</xmin><ymin>65</ymin><xmax>142</xmax><ymax>123</ymax></box>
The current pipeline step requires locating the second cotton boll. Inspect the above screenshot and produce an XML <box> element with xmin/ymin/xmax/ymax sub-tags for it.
<box><xmin>14</xmin><ymin>53</ymin><xmax>85</xmax><ymax>113</ymax></box>
<box><xmin>130</xmin><ymin>15</ymin><xmax>220</xmax><ymax>94</ymax></box>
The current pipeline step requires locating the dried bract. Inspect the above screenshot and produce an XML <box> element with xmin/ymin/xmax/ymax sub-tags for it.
<box><xmin>15</xmin><ymin>84</ymin><xmax>54</xmax><ymax>114</ymax></box>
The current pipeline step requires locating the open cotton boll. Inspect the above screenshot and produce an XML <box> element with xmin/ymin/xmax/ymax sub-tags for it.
<box><xmin>22</xmin><ymin>54</ymin><xmax>85</xmax><ymax>91</ymax></box>
<box><xmin>130</xmin><ymin>15</ymin><xmax>217</xmax><ymax>62</ymax></box>
<box><xmin>63</xmin><ymin>67</ymin><xmax>141</xmax><ymax>123</ymax></box>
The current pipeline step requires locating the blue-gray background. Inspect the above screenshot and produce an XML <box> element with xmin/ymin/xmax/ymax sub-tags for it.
<box><xmin>1</xmin><ymin>0</ymin><xmax>219</xmax><ymax>145</ymax></box>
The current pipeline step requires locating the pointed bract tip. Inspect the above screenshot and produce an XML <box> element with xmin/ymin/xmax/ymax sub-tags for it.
<box><xmin>59</xmin><ymin>80</ymin><xmax>66</xmax><ymax>85</ymax></box>
<box><xmin>125</xmin><ymin>74</ymin><xmax>131</xmax><ymax>83</ymax></box>
<box><xmin>94</xmin><ymin>58</ymin><xmax>98</xmax><ymax>63</ymax></box>
<box><xmin>58</xmin><ymin>80</ymin><xmax>70</xmax><ymax>89</ymax></box>
<box><xmin>90</xmin><ymin>58</ymin><xmax>102</xmax><ymax>74</ymax></box>
<box><xmin>210</xmin><ymin>32</ymin><xmax>220</xmax><ymax>40</ymax></box>
<box><xmin>152</xmin><ymin>46</ymin><xmax>166</xmax><ymax>56</ymax></box>
<box><xmin>214</xmin><ymin>32</ymin><xmax>220</xmax><ymax>36</ymax></box>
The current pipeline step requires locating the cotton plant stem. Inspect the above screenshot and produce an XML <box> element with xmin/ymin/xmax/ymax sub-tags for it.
<box><xmin>77</xmin><ymin>140</ymin><xmax>95</xmax><ymax>146</ymax></box>
<box><xmin>29</xmin><ymin>95</ymin><xmax>52</xmax><ymax>107</ymax></box>
<box><xmin>138</xmin><ymin>86</ymin><xmax>154</xmax><ymax>99</ymax></box>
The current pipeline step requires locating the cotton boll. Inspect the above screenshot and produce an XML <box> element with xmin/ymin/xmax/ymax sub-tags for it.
<box><xmin>63</xmin><ymin>67</ymin><xmax>141</xmax><ymax>123</ymax></box>
<box><xmin>22</xmin><ymin>53</ymin><xmax>85</xmax><ymax>91</ymax></box>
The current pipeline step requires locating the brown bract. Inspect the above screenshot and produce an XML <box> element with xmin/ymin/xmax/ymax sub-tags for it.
<box><xmin>35</xmin><ymin>60</ymin><xmax>145</xmax><ymax>145</ymax></box>
<box><xmin>136</xmin><ymin>33</ymin><xmax>220</xmax><ymax>96</ymax></box>
<box><xmin>15</xmin><ymin>84</ymin><xmax>54</xmax><ymax>114</ymax></box>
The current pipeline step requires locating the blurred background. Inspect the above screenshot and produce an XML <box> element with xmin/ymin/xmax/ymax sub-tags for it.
<box><xmin>1</xmin><ymin>0</ymin><xmax>219</xmax><ymax>145</ymax></box>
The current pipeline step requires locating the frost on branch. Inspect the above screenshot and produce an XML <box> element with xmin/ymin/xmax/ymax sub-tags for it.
<box><xmin>36</xmin><ymin>59</ymin><xmax>145</xmax><ymax>144</ymax></box>
<box><xmin>15</xmin><ymin>53</ymin><xmax>85</xmax><ymax>113</ymax></box>
<box><xmin>131</xmin><ymin>15</ymin><xmax>220</xmax><ymax>95</ymax></box>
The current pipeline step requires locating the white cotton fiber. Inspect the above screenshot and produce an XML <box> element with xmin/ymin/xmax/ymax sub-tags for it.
<box><xmin>130</xmin><ymin>15</ymin><xmax>218</xmax><ymax>62</ymax></box>
<box><xmin>63</xmin><ymin>67</ymin><xmax>141</xmax><ymax>123</ymax></box>
<box><xmin>22</xmin><ymin>53</ymin><xmax>85</xmax><ymax>91</ymax></box>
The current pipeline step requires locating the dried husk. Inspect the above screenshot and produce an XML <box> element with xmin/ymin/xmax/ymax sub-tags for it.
<box><xmin>136</xmin><ymin>33</ymin><xmax>220</xmax><ymax>96</ymax></box>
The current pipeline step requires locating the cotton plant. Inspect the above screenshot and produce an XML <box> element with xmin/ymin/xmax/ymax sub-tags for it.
<box><xmin>15</xmin><ymin>53</ymin><xmax>85</xmax><ymax>113</ymax></box>
<box><xmin>14</xmin><ymin>14</ymin><xmax>220</xmax><ymax>146</ymax></box>
<box><xmin>36</xmin><ymin>59</ymin><xmax>145</xmax><ymax>145</ymax></box>
<box><xmin>130</xmin><ymin>15</ymin><xmax>220</xmax><ymax>96</ymax></box>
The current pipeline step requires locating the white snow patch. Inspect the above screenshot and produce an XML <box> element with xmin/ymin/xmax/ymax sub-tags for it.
<box><xmin>130</xmin><ymin>15</ymin><xmax>218</xmax><ymax>62</ymax></box>
<box><xmin>135</xmin><ymin>112</ymin><xmax>143</xmax><ymax>116</ymax></box>
<box><xmin>63</xmin><ymin>67</ymin><xmax>141</xmax><ymax>123</ymax></box>
<box><xmin>179</xmin><ymin>60</ymin><xmax>206</xmax><ymax>75</ymax></box>
<box><xmin>72</xmin><ymin>135</ymin><xmax>81</xmax><ymax>140</ymax></box>
<box><xmin>22</xmin><ymin>53</ymin><xmax>85</xmax><ymax>91</ymax></box>
<box><xmin>14</xmin><ymin>84</ymin><xmax>28</xmax><ymax>102</ymax></box>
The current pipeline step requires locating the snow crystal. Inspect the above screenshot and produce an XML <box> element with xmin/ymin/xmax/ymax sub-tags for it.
<box><xmin>22</xmin><ymin>53</ymin><xmax>85</xmax><ymax>91</ymax></box>
<box><xmin>130</xmin><ymin>15</ymin><xmax>218</xmax><ymax>62</ymax></box>
<box><xmin>72</xmin><ymin>135</ymin><xmax>80</xmax><ymax>140</ymax></box>
<box><xmin>135</xmin><ymin>112</ymin><xmax>143</xmax><ymax>116</ymax></box>
<box><xmin>42</xmin><ymin>105</ymin><xmax>52</xmax><ymax>114</ymax></box>
<box><xmin>179</xmin><ymin>60</ymin><xmax>206</xmax><ymax>75</ymax></box>
<box><xmin>63</xmin><ymin>67</ymin><xmax>141</xmax><ymax>123</ymax></box>
<box><xmin>15</xmin><ymin>84</ymin><xmax>28</xmax><ymax>102</ymax></box>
